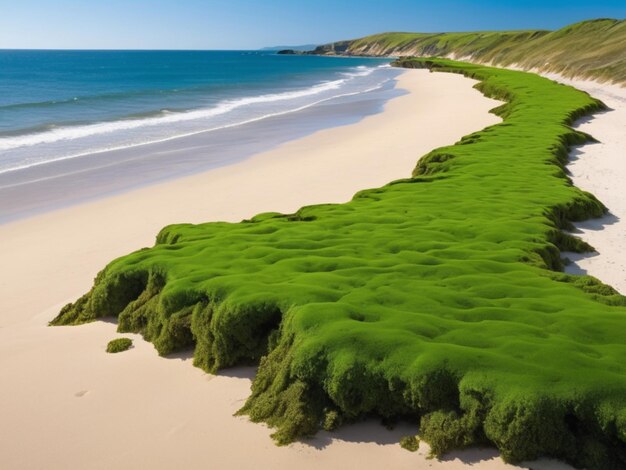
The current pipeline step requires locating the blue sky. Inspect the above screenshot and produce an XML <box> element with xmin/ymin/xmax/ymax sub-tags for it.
<box><xmin>1</xmin><ymin>0</ymin><xmax>624</xmax><ymax>49</ymax></box>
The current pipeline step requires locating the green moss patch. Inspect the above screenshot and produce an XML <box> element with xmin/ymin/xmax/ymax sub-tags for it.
<box><xmin>106</xmin><ymin>338</ymin><xmax>133</xmax><ymax>353</ymax></box>
<box><xmin>52</xmin><ymin>59</ymin><xmax>626</xmax><ymax>469</ymax></box>
<box><xmin>400</xmin><ymin>435</ymin><xmax>420</xmax><ymax>452</ymax></box>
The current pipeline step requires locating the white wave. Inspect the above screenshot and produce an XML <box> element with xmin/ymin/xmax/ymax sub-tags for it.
<box><xmin>0</xmin><ymin>80</ymin><xmax>390</xmax><ymax>177</ymax></box>
<box><xmin>341</xmin><ymin>65</ymin><xmax>377</xmax><ymax>78</ymax></box>
<box><xmin>0</xmin><ymin>78</ymin><xmax>348</xmax><ymax>152</ymax></box>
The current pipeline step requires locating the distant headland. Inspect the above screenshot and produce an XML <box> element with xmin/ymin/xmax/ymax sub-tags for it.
<box><xmin>279</xmin><ymin>18</ymin><xmax>625</xmax><ymax>84</ymax></box>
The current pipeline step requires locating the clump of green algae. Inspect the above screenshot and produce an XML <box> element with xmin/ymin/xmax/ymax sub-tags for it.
<box><xmin>52</xmin><ymin>59</ymin><xmax>626</xmax><ymax>469</ymax></box>
<box><xmin>400</xmin><ymin>435</ymin><xmax>420</xmax><ymax>452</ymax></box>
<box><xmin>106</xmin><ymin>337</ymin><xmax>133</xmax><ymax>353</ymax></box>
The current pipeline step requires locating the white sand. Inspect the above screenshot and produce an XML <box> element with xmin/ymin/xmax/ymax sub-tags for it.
<box><xmin>0</xmin><ymin>70</ymin><xmax>570</xmax><ymax>469</ymax></box>
<box><xmin>552</xmin><ymin>78</ymin><xmax>626</xmax><ymax>294</ymax></box>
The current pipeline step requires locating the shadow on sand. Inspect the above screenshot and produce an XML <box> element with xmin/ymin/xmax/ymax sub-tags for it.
<box><xmin>562</xmin><ymin>212</ymin><xmax>620</xmax><ymax>276</ymax></box>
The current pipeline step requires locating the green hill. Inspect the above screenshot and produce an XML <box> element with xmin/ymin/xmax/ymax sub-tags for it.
<box><xmin>312</xmin><ymin>19</ymin><xmax>626</xmax><ymax>84</ymax></box>
<box><xmin>53</xmin><ymin>59</ymin><xmax>626</xmax><ymax>468</ymax></box>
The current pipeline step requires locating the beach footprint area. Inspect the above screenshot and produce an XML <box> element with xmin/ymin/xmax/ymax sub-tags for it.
<box><xmin>52</xmin><ymin>60</ymin><xmax>626</xmax><ymax>469</ymax></box>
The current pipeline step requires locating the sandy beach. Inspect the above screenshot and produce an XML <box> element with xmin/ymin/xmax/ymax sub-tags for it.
<box><xmin>0</xmin><ymin>69</ymin><xmax>580</xmax><ymax>470</ymax></box>
<box><xmin>556</xmin><ymin>78</ymin><xmax>626</xmax><ymax>294</ymax></box>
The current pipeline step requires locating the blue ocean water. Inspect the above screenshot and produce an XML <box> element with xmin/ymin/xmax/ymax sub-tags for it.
<box><xmin>0</xmin><ymin>50</ymin><xmax>392</xmax><ymax>174</ymax></box>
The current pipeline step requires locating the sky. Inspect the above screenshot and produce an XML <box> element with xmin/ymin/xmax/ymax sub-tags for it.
<box><xmin>1</xmin><ymin>0</ymin><xmax>624</xmax><ymax>50</ymax></box>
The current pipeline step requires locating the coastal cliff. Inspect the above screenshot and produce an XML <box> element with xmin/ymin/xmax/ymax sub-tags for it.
<box><xmin>306</xmin><ymin>18</ymin><xmax>626</xmax><ymax>84</ymax></box>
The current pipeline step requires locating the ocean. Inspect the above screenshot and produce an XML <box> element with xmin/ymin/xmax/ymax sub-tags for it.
<box><xmin>0</xmin><ymin>50</ymin><xmax>401</xmax><ymax>221</ymax></box>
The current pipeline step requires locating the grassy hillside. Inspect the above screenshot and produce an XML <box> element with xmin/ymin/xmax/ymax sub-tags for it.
<box><xmin>313</xmin><ymin>19</ymin><xmax>626</xmax><ymax>84</ymax></box>
<box><xmin>52</xmin><ymin>60</ymin><xmax>626</xmax><ymax>468</ymax></box>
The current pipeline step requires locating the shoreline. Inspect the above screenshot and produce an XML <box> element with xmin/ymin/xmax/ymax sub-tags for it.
<box><xmin>550</xmin><ymin>76</ymin><xmax>626</xmax><ymax>294</ymax></box>
<box><xmin>0</xmin><ymin>67</ymin><xmax>402</xmax><ymax>225</ymax></box>
<box><xmin>0</xmin><ymin>69</ymin><xmax>535</xmax><ymax>470</ymax></box>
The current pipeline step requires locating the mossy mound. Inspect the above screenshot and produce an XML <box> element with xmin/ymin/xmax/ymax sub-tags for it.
<box><xmin>400</xmin><ymin>435</ymin><xmax>420</xmax><ymax>452</ymax></box>
<box><xmin>106</xmin><ymin>338</ymin><xmax>133</xmax><ymax>353</ymax></box>
<box><xmin>52</xmin><ymin>59</ymin><xmax>626</xmax><ymax>469</ymax></box>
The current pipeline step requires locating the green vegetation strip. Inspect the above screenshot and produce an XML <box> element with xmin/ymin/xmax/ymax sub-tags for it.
<box><xmin>315</xmin><ymin>19</ymin><xmax>626</xmax><ymax>84</ymax></box>
<box><xmin>52</xmin><ymin>59</ymin><xmax>626</xmax><ymax>469</ymax></box>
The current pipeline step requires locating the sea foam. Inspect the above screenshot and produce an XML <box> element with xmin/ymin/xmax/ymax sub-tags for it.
<box><xmin>0</xmin><ymin>61</ymin><xmax>394</xmax><ymax>175</ymax></box>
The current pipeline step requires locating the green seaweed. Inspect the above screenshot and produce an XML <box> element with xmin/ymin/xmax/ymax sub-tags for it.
<box><xmin>106</xmin><ymin>337</ymin><xmax>133</xmax><ymax>353</ymax></box>
<box><xmin>52</xmin><ymin>59</ymin><xmax>626</xmax><ymax>468</ymax></box>
<box><xmin>400</xmin><ymin>434</ymin><xmax>421</xmax><ymax>452</ymax></box>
